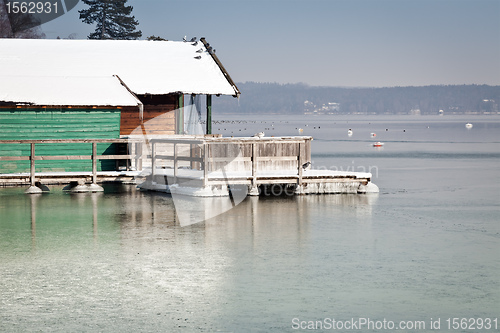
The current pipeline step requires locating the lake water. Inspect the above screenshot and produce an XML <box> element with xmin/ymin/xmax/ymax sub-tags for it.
<box><xmin>1</xmin><ymin>115</ymin><xmax>499</xmax><ymax>332</ymax></box>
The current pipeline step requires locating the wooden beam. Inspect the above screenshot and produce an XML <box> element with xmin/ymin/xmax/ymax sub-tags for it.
<box><xmin>202</xmin><ymin>143</ymin><xmax>208</xmax><ymax>187</ymax></box>
<box><xmin>177</xmin><ymin>94</ymin><xmax>184</xmax><ymax>134</ymax></box>
<box><xmin>0</xmin><ymin>139</ymin><xmax>135</xmax><ymax>144</ymax></box>
<box><xmin>151</xmin><ymin>141</ymin><xmax>156</xmax><ymax>178</ymax></box>
<box><xmin>92</xmin><ymin>142</ymin><xmax>97</xmax><ymax>184</ymax></box>
<box><xmin>30</xmin><ymin>143</ymin><xmax>35</xmax><ymax>186</ymax></box>
<box><xmin>206</xmin><ymin>95</ymin><xmax>212</xmax><ymax>134</ymax></box>
<box><xmin>297</xmin><ymin>142</ymin><xmax>303</xmax><ymax>187</ymax></box>
<box><xmin>252</xmin><ymin>142</ymin><xmax>257</xmax><ymax>188</ymax></box>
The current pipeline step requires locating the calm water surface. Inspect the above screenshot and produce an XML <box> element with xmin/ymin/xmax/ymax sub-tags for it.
<box><xmin>1</xmin><ymin>115</ymin><xmax>499</xmax><ymax>332</ymax></box>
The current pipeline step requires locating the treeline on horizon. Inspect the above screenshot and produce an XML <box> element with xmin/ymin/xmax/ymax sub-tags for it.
<box><xmin>213</xmin><ymin>82</ymin><xmax>500</xmax><ymax>115</ymax></box>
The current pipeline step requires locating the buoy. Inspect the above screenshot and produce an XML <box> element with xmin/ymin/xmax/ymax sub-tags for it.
<box><xmin>347</xmin><ymin>129</ymin><xmax>353</xmax><ymax>136</ymax></box>
<box><xmin>465</xmin><ymin>123</ymin><xmax>473</xmax><ymax>129</ymax></box>
<box><xmin>371</xmin><ymin>133</ymin><xmax>376</xmax><ymax>137</ymax></box>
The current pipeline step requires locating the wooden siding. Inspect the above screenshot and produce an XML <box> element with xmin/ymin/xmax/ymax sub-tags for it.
<box><xmin>206</xmin><ymin>140</ymin><xmax>311</xmax><ymax>173</ymax></box>
<box><xmin>120</xmin><ymin>106</ymin><xmax>176</xmax><ymax>136</ymax></box>
<box><xmin>120</xmin><ymin>94</ymin><xmax>178</xmax><ymax>136</ymax></box>
<box><xmin>0</xmin><ymin>108</ymin><xmax>121</xmax><ymax>173</ymax></box>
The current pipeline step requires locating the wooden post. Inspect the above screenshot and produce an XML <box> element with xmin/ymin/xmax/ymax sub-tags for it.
<box><xmin>173</xmin><ymin>142</ymin><xmax>178</xmax><ymax>184</ymax></box>
<box><xmin>247</xmin><ymin>141</ymin><xmax>259</xmax><ymax>196</ymax></box>
<box><xmin>30</xmin><ymin>142</ymin><xmax>35</xmax><ymax>186</ymax></box>
<box><xmin>202</xmin><ymin>142</ymin><xmax>208</xmax><ymax>187</ymax></box>
<box><xmin>90</xmin><ymin>142</ymin><xmax>97</xmax><ymax>184</ymax></box>
<box><xmin>297</xmin><ymin>142</ymin><xmax>303</xmax><ymax>187</ymax></box>
<box><xmin>151</xmin><ymin>141</ymin><xmax>156</xmax><ymax>180</ymax></box>
<box><xmin>177</xmin><ymin>94</ymin><xmax>184</xmax><ymax>134</ymax></box>
<box><xmin>135</xmin><ymin>142</ymin><xmax>143</xmax><ymax>171</ymax></box>
<box><xmin>189</xmin><ymin>143</ymin><xmax>193</xmax><ymax>169</ymax></box>
<box><xmin>252</xmin><ymin>142</ymin><xmax>257</xmax><ymax>187</ymax></box>
<box><xmin>206</xmin><ymin>95</ymin><xmax>212</xmax><ymax>134</ymax></box>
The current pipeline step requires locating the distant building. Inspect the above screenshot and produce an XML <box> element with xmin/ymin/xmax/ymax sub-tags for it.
<box><xmin>303</xmin><ymin>100</ymin><xmax>340</xmax><ymax>114</ymax></box>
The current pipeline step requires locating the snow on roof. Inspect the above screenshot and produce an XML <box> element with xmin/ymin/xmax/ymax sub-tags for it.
<box><xmin>0</xmin><ymin>38</ymin><xmax>240</xmax><ymax>104</ymax></box>
<box><xmin>0</xmin><ymin>75</ymin><xmax>141</xmax><ymax>106</ymax></box>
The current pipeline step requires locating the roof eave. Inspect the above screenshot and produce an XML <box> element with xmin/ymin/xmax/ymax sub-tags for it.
<box><xmin>200</xmin><ymin>38</ymin><xmax>241</xmax><ymax>98</ymax></box>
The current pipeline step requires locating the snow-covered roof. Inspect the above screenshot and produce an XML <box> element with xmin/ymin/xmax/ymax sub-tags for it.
<box><xmin>0</xmin><ymin>75</ymin><xmax>141</xmax><ymax>106</ymax></box>
<box><xmin>0</xmin><ymin>38</ymin><xmax>240</xmax><ymax>106</ymax></box>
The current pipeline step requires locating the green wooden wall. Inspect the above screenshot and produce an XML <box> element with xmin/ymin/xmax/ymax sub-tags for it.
<box><xmin>0</xmin><ymin>108</ymin><xmax>121</xmax><ymax>173</ymax></box>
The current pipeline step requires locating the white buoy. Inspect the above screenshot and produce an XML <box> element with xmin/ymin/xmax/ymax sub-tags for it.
<box><xmin>465</xmin><ymin>123</ymin><xmax>473</xmax><ymax>129</ymax></box>
<box><xmin>347</xmin><ymin>129</ymin><xmax>353</xmax><ymax>136</ymax></box>
<box><xmin>371</xmin><ymin>132</ymin><xmax>376</xmax><ymax>137</ymax></box>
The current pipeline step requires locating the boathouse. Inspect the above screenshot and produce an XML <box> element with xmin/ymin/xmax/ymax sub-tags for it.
<box><xmin>0</xmin><ymin>39</ymin><xmax>379</xmax><ymax>196</ymax></box>
<box><xmin>0</xmin><ymin>38</ymin><xmax>240</xmax><ymax>174</ymax></box>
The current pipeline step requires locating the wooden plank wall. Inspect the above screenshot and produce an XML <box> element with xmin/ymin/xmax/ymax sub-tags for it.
<box><xmin>120</xmin><ymin>94</ymin><xmax>177</xmax><ymax>136</ymax></box>
<box><xmin>0</xmin><ymin>108</ymin><xmax>121</xmax><ymax>173</ymax></box>
<box><xmin>207</xmin><ymin>140</ymin><xmax>312</xmax><ymax>173</ymax></box>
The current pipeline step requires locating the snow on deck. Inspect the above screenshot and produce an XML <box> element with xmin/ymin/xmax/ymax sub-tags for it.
<box><xmin>147</xmin><ymin>168</ymin><xmax>372</xmax><ymax>180</ymax></box>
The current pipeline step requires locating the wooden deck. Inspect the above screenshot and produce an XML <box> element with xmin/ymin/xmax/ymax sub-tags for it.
<box><xmin>0</xmin><ymin>136</ymin><xmax>378</xmax><ymax>195</ymax></box>
<box><xmin>136</xmin><ymin>136</ymin><xmax>377</xmax><ymax>196</ymax></box>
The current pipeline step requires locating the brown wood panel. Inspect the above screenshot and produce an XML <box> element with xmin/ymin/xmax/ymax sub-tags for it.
<box><xmin>120</xmin><ymin>104</ymin><xmax>177</xmax><ymax>136</ymax></box>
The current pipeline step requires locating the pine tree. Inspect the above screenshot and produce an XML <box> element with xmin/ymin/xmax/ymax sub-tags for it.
<box><xmin>79</xmin><ymin>0</ymin><xmax>142</xmax><ymax>40</ymax></box>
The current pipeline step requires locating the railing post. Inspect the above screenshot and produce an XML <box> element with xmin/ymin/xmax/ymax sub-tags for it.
<box><xmin>189</xmin><ymin>143</ymin><xmax>194</xmax><ymax>169</ymax></box>
<box><xmin>173</xmin><ymin>142</ymin><xmax>178</xmax><ymax>184</ymax></box>
<box><xmin>248</xmin><ymin>141</ymin><xmax>259</xmax><ymax>196</ymax></box>
<box><xmin>151</xmin><ymin>141</ymin><xmax>156</xmax><ymax>180</ymax></box>
<box><xmin>297</xmin><ymin>142</ymin><xmax>303</xmax><ymax>187</ymax></box>
<box><xmin>252</xmin><ymin>142</ymin><xmax>257</xmax><ymax>186</ymax></box>
<box><xmin>202</xmin><ymin>142</ymin><xmax>208</xmax><ymax>187</ymax></box>
<box><xmin>24</xmin><ymin>142</ymin><xmax>42</xmax><ymax>194</ymax></box>
<box><xmin>135</xmin><ymin>142</ymin><xmax>143</xmax><ymax>171</ymax></box>
<box><xmin>30</xmin><ymin>142</ymin><xmax>35</xmax><ymax>186</ymax></box>
<box><xmin>92</xmin><ymin>142</ymin><xmax>97</xmax><ymax>185</ymax></box>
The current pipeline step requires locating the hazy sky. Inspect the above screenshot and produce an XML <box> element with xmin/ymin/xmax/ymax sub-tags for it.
<box><xmin>41</xmin><ymin>0</ymin><xmax>500</xmax><ymax>87</ymax></box>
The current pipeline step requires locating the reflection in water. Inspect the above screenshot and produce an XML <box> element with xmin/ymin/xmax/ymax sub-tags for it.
<box><xmin>10</xmin><ymin>184</ymin><xmax>499</xmax><ymax>331</ymax></box>
<box><xmin>4</xmin><ymin>186</ymin><xmax>379</xmax><ymax>331</ymax></box>
<box><xmin>91</xmin><ymin>192</ymin><xmax>99</xmax><ymax>241</ymax></box>
<box><xmin>2</xmin><ymin>115</ymin><xmax>500</xmax><ymax>331</ymax></box>
<box><xmin>30</xmin><ymin>193</ymin><xmax>40</xmax><ymax>250</ymax></box>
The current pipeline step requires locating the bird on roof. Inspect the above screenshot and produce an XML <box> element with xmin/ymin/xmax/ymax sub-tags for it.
<box><xmin>191</xmin><ymin>41</ymin><xmax>198</xmax><ymax>46</ymax></box>
<box><xmin>190</xmin><ymin>37</ymin><xmax>197</xmax><ymax>42</ymax></box>
<box><xmin>194</xmin><ymin>55</ymin><xmax>201</xmax><ymax>60</ymax></box>
<box><xmin>302</xmin><ymin>162</ymin><xmax>311</xmax><ymax>170</ymax></box>
<box><xmin>196</xmin><ymin>48</ymin><xmax>203</xmax><ymax>53</ymax></box>
<box><xmin>183</xmin><ymin>36</ymin><xmax>187</xmax><ymax>42</ymax></box>
<box><xmin>253</xmin><ymin>132</ymin><xmax>265</xmax><ymax>138</ymax></box>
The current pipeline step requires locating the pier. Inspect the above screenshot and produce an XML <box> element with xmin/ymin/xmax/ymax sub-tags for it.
<box><xmin>0</xmin><ymin>139</ymin><xmax>141</xmax><ymax>193</ymax></box>
<box><xmin>0</xmin><ymin>136</ymin><xmax>378</xmax><ymax>196</ymax></box>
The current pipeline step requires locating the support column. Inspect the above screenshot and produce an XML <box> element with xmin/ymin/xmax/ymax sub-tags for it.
<box><xmin>30</xmin><ymin>143</ymin><xmax>35</xmax><ymax>187</ymax></box>
<box><xmin>25</xmin><ymin>143</ymin><xmax>42</xmax><ymax>194</ymax></box>
<box><xmin>88</xmin><ymin>142</ymin><xmax>104</xmax><ymax>192</ymax></box>
<box><xmin>249</xmin><ymin>142</ymin><xmax>259</xmax><ymax>196</ymax></box>
<box><xmin>177</xmin><ymin>94</ymin><xmax>184</xmax><ymax>134</ymax></box>
<box><xmin>206</xmin><ymin>95</ymin><xmax>212</xmax><ymax>135</ymax></box>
